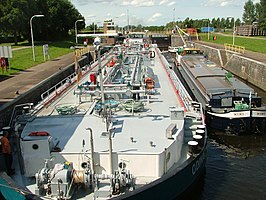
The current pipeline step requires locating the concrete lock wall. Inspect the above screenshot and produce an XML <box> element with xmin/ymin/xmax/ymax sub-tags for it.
<box><xmin>0</xmin><ymin>53</ymin><xmax>92</xmax><ymax>128</ymax></box>
<box><xmin>192</xmin><ymin>43</ymin><xmax>223</xmax><ymax>66</ymax></box>
<box><xmin>192</xmin><ymin>42</ymin><xmax>266</xmax><ymax>92</ymax></box>
<box><xmin>224</xmin><ymin>53</ymin><xmax>266</xmax><ymax>92</ymax></box>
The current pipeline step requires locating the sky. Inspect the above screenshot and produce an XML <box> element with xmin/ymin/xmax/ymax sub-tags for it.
<box><xmin>71</xmin><ymin>0</ymin><xmax>260</xmax><ymax>26</ymax></box>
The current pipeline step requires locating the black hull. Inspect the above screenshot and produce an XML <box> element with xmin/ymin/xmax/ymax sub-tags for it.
<box><xmin>112</xmin><ymin>146</ymin><xmax>207</xmax><ymax>200</ymax></box>
<box><xmin>206</xmin><ymin>113</ymin><xmax>266</xmax><ymax>134</ymax></box>
<box><xmin>176</xmin><ymin>62</ymin><xmax>266</xmax><ymax>134</ymax></box>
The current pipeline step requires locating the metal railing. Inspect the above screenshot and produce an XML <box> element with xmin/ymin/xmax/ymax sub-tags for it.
<box><xmin>155</xmin><ymin>48</ymin><xmax>193</xmax><ymax>111</ymax></box>
<box><xmin>224</xmin><ymin>43</ymin><xmax>245</xmax><ymax>54</ymax></box>
<box><xmin>40</xmin><ymin>50</ymin><xmax>113</xmax><ymax>106</ymax></box>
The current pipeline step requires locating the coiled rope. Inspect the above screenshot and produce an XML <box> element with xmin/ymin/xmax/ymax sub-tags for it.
<box><xmin>122</xmin><ymin>99</ymin><xmax>144</xmax><ymax>112</ymax></box>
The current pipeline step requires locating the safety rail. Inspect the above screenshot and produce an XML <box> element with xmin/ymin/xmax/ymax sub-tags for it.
<box><xmin>40</xmin><ymin>50</ymin><xmax>113</xmax><ymax>106</ymax></box>
<box><xmin>75</xmin><ymin>46</ymin><xmax>92</xmax><ymax>58</ymax></box>
<box><xmin>155</xmin><ymin>48</ymin><xmax>193</xmax><ymax>111</ymax></box>
<box><xmin>224</xmin><ymin>43</ymin><xmax>245</xmax><ymax>54</ymax></box>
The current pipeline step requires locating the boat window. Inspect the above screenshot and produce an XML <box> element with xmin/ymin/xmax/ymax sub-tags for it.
<box><xmin>221</xmin><ymin>97</ymin><xmax>233</xmax><ymax>107</ymax></box>
<box><xmin>32</xmin><ymin>144</ymin><xmax>39</xmax><ymax>150</ymax></box>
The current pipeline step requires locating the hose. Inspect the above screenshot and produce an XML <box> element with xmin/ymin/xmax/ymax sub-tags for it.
<box><xmin>122</xmin><ymin>99</ymin><xmax>144</xmax><ymax>112</ymax></box>
<box><xmin>56</xmin><ymin>105</ymin><xmax>77</xmax><ymax>115</ymax></box>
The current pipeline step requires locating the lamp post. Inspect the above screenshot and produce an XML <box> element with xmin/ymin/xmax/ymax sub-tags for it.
<box><xmin>94</xmin><ymin>21</ymin><xmax>101</xmax><ymax>34</ymax></box>
<box><xmin>75</xmin><ymin>19</ymin><xmax>84</xmax><ymax>44</ymax></box>
<box><xmin>228</xmin><ymin>17</ymin><xmax>236</xmax><ymax>45</ymax></box>
<box><xmin>203</xmin><ymin>19</ymin><xmax>210</xmax><ymax>40</ymax></box>
<box><xmin>30</xmin><ymin>14</ymin><xmax>44</xmax><ymax>61</ymax></box>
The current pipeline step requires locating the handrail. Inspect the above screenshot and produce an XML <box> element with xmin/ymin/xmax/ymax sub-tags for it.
<box><xmin>156</xmin><ymin>48</ymin><xmax>193</xmax><ymax>111</ymax></box>
<box><xmin>40</xmin><ymin>50</ymin><xmax>113</xmax><ymax>106</ymax></box>
<box><xmin>224</xmin><ymin>43</ymin><xmax>245</xmax><ymax>54</ymax></box>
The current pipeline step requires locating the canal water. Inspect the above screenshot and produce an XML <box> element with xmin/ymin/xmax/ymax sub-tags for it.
<box><xmin>197</xmin><ymin>77</ymin><xmax>266</xmax><ymax>200</ymax></box>
<box><xmin>192</xmin><ymin>138</ymin><xmax>266</xmax><ymax>200</ymax></box>
<box><xmin>163</xmin><ymin>52</ymin><xmax>266</xmax><ymax>200</ymax></box>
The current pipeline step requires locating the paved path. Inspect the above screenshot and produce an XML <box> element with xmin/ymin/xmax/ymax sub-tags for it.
<box><xmin>0</xmin><ymin>53</ymin><xmax>74</xmax><ymax>104</ymax></box>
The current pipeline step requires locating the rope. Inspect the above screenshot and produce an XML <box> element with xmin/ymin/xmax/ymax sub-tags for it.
<box><xmin>122</xmin><ymin>99</ymin><xmax>144</xmax><ymax>112</ymax></box>
<box><xmin>95</xmin><ymin>99</ymin><xmax>120</xmax><ymax>111</ymax></box>
<box><xmin>56</xmin><ymin>105</ymin><xmax>77</xmax><ymax>115</ymax></box>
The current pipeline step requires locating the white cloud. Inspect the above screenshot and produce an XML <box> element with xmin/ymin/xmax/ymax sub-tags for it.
<box><xmin>148</xmin><ymin>12</ymin><xmax>162</xmax><ymax>22</ymax></box>
<box><xmin>203</xmin><ymin>0</ymin><xmax>242</xmax><ymax>7</ymax></box>
<box><xmin>120</xmin><ymin>13</ymin><xmax>126</xmax><ymax>17</ymax></box>
<box><xmin>122</xmin><ymin>0</ymin><xmax>155</xmax><ymax>7</ymax></box>
<box><xmin>220</xmin><ymin>1</ymin><xmax>229</xmax><ymax>6</ymax></box>
<box><xmin>129</xmin><ymin>15</ymin><xmax>145</xmax><ymax>25</ymax></box>
<box><xmin>159</xmin><ymin>0</ymin><xmax>169</xmax><ymax>5</ymax></box>
<box><xmin>167</xmin><ymin>1</ymin><xmax>176</xmax><ymax>6</ymax></box>
<box><xmin>72</xmin><ymin>0</ymin><xmax>114</xmax><ymax>6</ymax></box>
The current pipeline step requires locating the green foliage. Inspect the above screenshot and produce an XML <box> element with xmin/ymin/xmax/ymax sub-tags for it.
<box><xmin>163</xmin><ymin>17</ymin><xmax>241</xmax><ymax>31</ymax></box>
<box><xmin>243</xmin><ymin>0</ymin><xmax>256</xmax><ymax>24</ymax></box>
<box><xmin>0</xmin><ymin>0</ymin><xmax>36</xmax><ymax>44</ymax></box>
<box><xmin>0</xmin><ymin>0</ymin><xmax>84</xmax><ymax>43</ymax></box>
<box><xmin>142</xmin><ymin>26</ymin><xmax>165</xmax><ymax>31</ymax></box>
<box><xmin>259</xmin><ymin>0</ymin><xmax>266</xmax><ymax>30</ymax></box>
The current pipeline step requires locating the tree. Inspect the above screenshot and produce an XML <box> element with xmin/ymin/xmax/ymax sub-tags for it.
<box><xmin>235</xmin><ymin>18</ymin><xmax>241</xmax><ymax>27</ymax></box>
<box><xmin>220</xmin><ymin>18</ymin><xmax>226</xmax><ymax>29</ymax></box>
<box><xmin>0</xmin><ymin>0</ymin><xmax>84</xmax><ymax>43</ymax></box>
<box><xmin>36</xmin><ymin>0</ymin><xmax>84</xmax><ymax>40</ymax></box>
<box><xmin>258</xmin><ymin>0</ymin><xmax>266</xmax><ymax>30</ymax></box>
<box><xmin>216</xmin><ymin>18</ymin><xmax>221</xmax><ymax>29</ymax></box>
<box><xmin>0</xmin><ymin>0</ymin><xmax>37</xmax><ymax>44</ymax></box>
<box><xmin>242</xmin><ymin>0</ymin><xmax>256</xmax><ymax>25</ymax></box>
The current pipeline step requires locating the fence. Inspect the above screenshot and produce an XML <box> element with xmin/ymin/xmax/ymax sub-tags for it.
<box><xmin>224</xmin><ymin>43</ymin><xmax>245</xmax><ymax>54</ymax></box>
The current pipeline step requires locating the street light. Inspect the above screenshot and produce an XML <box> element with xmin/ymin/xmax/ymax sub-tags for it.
<box><xmin>30</xmin><ymin>14</ymin><xmax>44</xmax><ymax>61</ymax></box>
<box><xmin>75</xmin><ymin>19</ymin><xmax>84</xmax><ymax>44</ymax></box>
<box><xmin>203</xmin><ymin>19</ymin><xmax>210</xmax><ymax>40</ymax></box>
<box><xmin>94</xmin><ymin>21</ymin><xmax>101</xmax><ymax>34</ymax></box>
<box><xmin>228</xmin><ymin>17</ymin><xmax>236</xmax><ymax>45</ymax></box>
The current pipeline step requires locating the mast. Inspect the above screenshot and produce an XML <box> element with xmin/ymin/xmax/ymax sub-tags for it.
<box><xmin>94</xmin><ymin>37</ymin><xmax>113</xmax><ymax>178</ymax></box>
<box><xmin>127</xmin><ymin>9</ymin><xmax>130</xmax><ymax>33</ymax></box>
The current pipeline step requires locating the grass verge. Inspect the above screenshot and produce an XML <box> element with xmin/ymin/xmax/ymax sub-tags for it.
<box><xmin>1</xmin><ymin>41</ymin><xmax>75</xmax><ymax>76</ymax></box>
<box><xmin>200</xmin><ymin>33</ymin><xmax>266</xmax><ymax>54</ymax></box>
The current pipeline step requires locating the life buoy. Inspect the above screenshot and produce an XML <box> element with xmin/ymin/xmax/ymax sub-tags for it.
<box><xmin>29</xmin><ymin>131</ymin><xmax>50</xmax><ymax>136</ymax></box>
<box><xmin>145</xmin><ymin>77</ymin><xmax>155</xmax><ymax>89</ymax></box>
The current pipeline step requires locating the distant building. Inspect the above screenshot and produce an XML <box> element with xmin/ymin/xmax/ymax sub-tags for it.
<box><xmin>103</xmin><ymin>19</ymin><xmax>116</xmax><ymax>34</ymax></box>
<box><xmin>77</xmin><ymin>19</ymin><xmax>119</xmax><ymax>45</ymax></box>
<box><xmin>236</xmin><ymin>24</ymin><xmax>266</xmax><ymax>36</ymax></box>
<box><xmin>103</xmin><ymin>19</ymin><xmax>117</xmax><ymax>44</ymax></box>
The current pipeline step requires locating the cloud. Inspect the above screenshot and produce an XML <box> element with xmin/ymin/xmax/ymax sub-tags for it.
<box><xmin>148</xmin><ymin>12</ymin><xmax>162</xmax><ymax>22</ymax></box>
<box><xmin>203</xmin><ymin>0</ymin><xmax>242</xmax><ymax>7</ymax></box>
<box><xmin>120</xmin><ymin>13</ymin><xmax>126</xmax><ymax>17</ymax></box>
<box><xmin>159</xmin><ymin>0</ymin><xmax>169</xmax><ymax>5</ymax></box>
<box><xmin>167</xmin><ymin>1</ymin><xmax>176</xmax><ymax>6</ymax></box>
<box><xmin>72</xmin><ymin>0</ymin><xmax>114</xmax><ymax>6</ymax></box>
<box><xmin>87</xmin><ymin>14</ymin><xmax>96</xmax><ymax>18</ymax></box>
<box><xmin>122</xmin><ymin>0</ymin><xmax>155</xmax><ymax>7</ymax></box>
